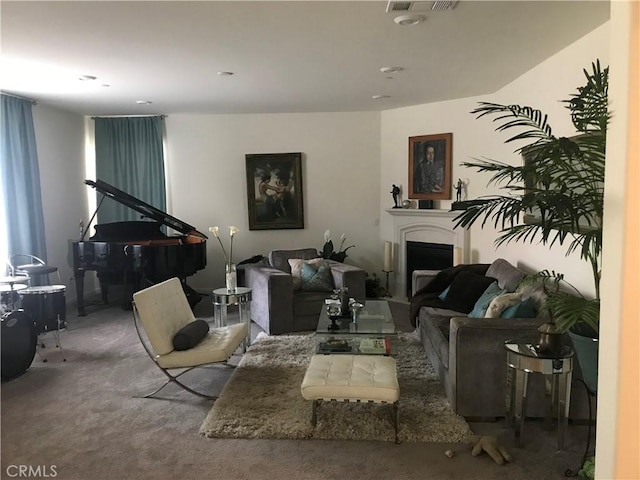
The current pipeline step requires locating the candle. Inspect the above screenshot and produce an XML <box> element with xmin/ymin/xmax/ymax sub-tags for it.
<box><xmin>453</xmin><ymin>247</ymin><xmax>463</xmax><ymax>266</ymax></box>
<box><xmin>384</xmin><ymin>241</ymin><xmax>393</xmax><ymax>272</ymax></box>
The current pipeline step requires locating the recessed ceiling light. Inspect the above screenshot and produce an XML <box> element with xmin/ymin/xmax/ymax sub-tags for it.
<box><xmin>136</xmin><ymin>100</ymin><xmax>152</xmax><ymax>105</ymax></box>
<box><xmin>217</xmin><ymin>71</ymin><xmax>234</xmax><ymax>76</ymax></box>
<box><xmin>380</xmin><ymin>66</ymin><xmax>404</xmax><ymax>74</ymax></box>
<box><xmin>78</xmin><ymin>75</ymin><xmax>97</xmax><ymax>81</ymax></box>
<box><xmin>372</xmin><ymin>94</ymin><xmax>391</xmax><ymax>100</ymax></box>
<box><xmin>393</xmin><ymin>14</ymin><xmax>425</xmax><ymax>25</ymax></box>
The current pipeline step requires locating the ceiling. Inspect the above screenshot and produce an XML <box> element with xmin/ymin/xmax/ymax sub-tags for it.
<box><xmin>0</xmin><ymin>1</ymin><xmax>610</xmax><ymax>116</ymax></box>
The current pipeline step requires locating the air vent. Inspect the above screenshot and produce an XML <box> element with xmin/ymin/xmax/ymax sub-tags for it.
<box><xmin>386</xmin><ymin>1</ymin><xmax>414</xmax><ymax>13</ymax></box>
<box><xmin>431</xmin><ymin>1</ymin><xmax>458</xmax><ymax>11</ymax></box>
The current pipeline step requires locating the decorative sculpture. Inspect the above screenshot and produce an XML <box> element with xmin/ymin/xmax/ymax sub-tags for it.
<box><xmin>454</xmin><ymin>178</ymin><xmax>464</xmax><ymax>202</ymax></box>
<box><xmin>391</xmin><ymin>184</ymin><xmax>401</xmax><ymax>208</ymax></box>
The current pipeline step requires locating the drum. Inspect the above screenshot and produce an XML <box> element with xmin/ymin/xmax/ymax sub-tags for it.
<box><xmin>1</xmin><ymin>310</ymin><xmax>37</xmax><ymax>381</ymax></box>
<box><xmin>18</xmin><ymin>285</ymin><xmax>67</xmax><ymax>334</ymax></box>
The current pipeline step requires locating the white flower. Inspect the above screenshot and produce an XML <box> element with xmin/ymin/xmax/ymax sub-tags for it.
<box><xmin>209</xmin><ymin>225</ymin><xmax>238</xmax><ymax>266</ymax></box>
<box><xmin>324</xmin><ymin>229</ymin><xmax>331</xmax><ymax>243</ymax></box>
<box><xmin>339</xmin><ymin>233</ymin><xmax>347</xmax><ymax>251</ymax></box>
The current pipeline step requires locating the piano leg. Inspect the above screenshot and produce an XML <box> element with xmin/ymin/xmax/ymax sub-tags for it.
<box><xmin>99</xmin><ymin>279</ymin><xmax>109</xmax><ymax>305</ymax></box>
<box><xmin>121</xmin><ymin>271</ymin><xmax>140</xmax><ymax>310</ymax></box>
<box><xmin>75</xmin><ymin>271</ymin><xmax>87</xmax><ymax>317</ymax></box>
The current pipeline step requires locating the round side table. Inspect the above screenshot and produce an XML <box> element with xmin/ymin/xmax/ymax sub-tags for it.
<box><xmin>212</xmin><ymin>287</ymin><xmax>252</xmax><ymax>352</ymax></box>
<box><xmin>504</xmin><ymin>342</ymin><xmax>574</xmax><ymax>450</ymax></box>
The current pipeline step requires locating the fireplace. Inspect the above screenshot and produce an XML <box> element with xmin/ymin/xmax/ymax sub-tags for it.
<box><xmin>406</xmin><ymin>241</ymin><xmax>453</xmax><ymax>297</ymax></box>
<box><xmin>387</xmin><ymin>209</ymin><xmax>468</xmax><ymax>299</ymax></box>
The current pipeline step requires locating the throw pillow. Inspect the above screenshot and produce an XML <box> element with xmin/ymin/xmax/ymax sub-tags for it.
<box><xmin>289</xmin><ymin>257</ymin><xmax>325</xmax><ymax>290</ymax></box>
<box><xmin>172</xmin><ymin>319</ymin><xmax>209</xmax><ymax>351</ymax></box>
<box><xmin>442</xmin><ymin>271</ymin><xmax>496</xmax><ymax>314</ymax></box>
<box><xmin>300</xmin><ymin>261</ymin><xmax>333</xmax><ymax>292</ymax></box>
<box><xmin>438</xmin><ymin>285</ymin><xmax>451</xmax><ymax>301</ymax></box>
<box><xmin>501</xmin><ymin>298</ymin><xmax>538</xmax><ymax>318</ymax></box>
<box><xmin>484</xmin><ymin>292</ymin><xmax>523</xmax><ymax>318</ymax></box>
<box><xmin>468</xmin><ymin>282</ymin><xmax>504</xmax><ymax>318</ymax></box>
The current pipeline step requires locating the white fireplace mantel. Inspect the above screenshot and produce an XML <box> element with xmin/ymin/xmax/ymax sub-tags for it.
<box><xmin>386</xmin><ymin>208</ymin><xmax>469</xmax><ymax>298</ymax></box>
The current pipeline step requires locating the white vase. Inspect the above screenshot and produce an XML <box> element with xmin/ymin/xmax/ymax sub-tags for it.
<box><xmin>225</xmin><ymin>263</ymin><xmax>237</xmax><ymax>293</ymax></box>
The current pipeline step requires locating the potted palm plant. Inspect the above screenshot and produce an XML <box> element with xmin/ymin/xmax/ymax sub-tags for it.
<box><xmin>453</xmin><ymin>60</ymin><xmax>607</xmax><ymax>393</ymax></box>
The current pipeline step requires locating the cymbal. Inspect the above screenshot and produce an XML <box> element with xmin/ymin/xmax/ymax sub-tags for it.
<box><xmin>0</xmin><ymin>276</ymin><xmax>30</xmax><ymax>285</ymax></box>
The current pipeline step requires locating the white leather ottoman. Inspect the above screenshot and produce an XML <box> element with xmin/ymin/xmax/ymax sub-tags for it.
<box><xmin>301</xmin><ymin>354</ymin><xmax>400</xmax><ymax>443</ymax></box>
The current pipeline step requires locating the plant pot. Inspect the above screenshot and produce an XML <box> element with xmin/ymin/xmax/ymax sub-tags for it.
<box><xmin>568</xmin><ymin>324</ymin><xmax>599</xmax><ymax>393</ymax></box>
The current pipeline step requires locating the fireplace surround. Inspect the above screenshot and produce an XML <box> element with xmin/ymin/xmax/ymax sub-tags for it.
<box><xmin>386</xmin><ymin>209</ymin><xmax>468</xmax><ymax>298</ymax></box>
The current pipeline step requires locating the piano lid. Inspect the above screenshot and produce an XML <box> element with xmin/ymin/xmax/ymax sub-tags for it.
<box><xmin>85</xmin><ymin>179</ymin><xmax>208</xmax><ymax>239</ymax></box>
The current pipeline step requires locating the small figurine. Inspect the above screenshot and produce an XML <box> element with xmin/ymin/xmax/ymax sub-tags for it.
<box><xmin>391</xmin><ymin>184</ymin><xmax>401</xmax><ymax>208</ymax></box>
<box><xmin>454</xmin><ymin>179</ymin><xmax>464</xmax><ymax>202</ymax></box>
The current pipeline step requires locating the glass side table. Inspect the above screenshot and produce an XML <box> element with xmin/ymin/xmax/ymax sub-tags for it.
<box><xmin>504</xmin><ymin>342</ymin><xmax>574</xmax><ymax>450</ymax></box>
<box><xmin>212</xmin><ymin>287</ymin><xmax>252</xmax><ymax>352</ymax></box>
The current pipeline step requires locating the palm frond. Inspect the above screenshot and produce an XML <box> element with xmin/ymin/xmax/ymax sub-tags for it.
<box><xmin>459</xmin><ymin>60</ymin><xmax>608</xmax><ymax>332</ymax></box>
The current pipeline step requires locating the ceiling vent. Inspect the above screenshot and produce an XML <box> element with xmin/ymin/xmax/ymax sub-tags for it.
<box><xmin>431</xmin><ymin>1</ymin><xmax>458</xmax><ymax>11</ymax></box>
<box><xmin>386</xmin><ymin>1</ymin><xmax>413</xmax><ymax>12</ymax></box>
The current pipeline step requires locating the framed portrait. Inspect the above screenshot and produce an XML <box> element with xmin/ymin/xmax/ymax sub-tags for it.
<box><xmin>408</xmin><ymin>133</ymin><xmax>452</xmax><ymax>200</ymax></box>
<box><xmin>245</xmin><ymin>152</ymin><xmax>304</xmax><ymax>230</ymax></box>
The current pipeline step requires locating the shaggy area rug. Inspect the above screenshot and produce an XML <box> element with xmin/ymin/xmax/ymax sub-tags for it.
<box><xmin>200</xmin><ymin>330</ymin><xmax>472</xmax><ymax>443</ymax></box>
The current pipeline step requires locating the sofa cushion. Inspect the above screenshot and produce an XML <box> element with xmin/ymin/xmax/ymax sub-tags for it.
<box><xmin>442</xmin><ymin>271</ymin><xmax>496</xmax><ymax>314</ymax></box>
<box><xmin>485</xmin><ymin>258</ymin><xmax>524</xmax><ymax>292</ymax></box>
<box><xmin>300</xmin><ymin>261</ymin><xmax>334</xmax><ymax>292</ymax></box>
<box><xmin>289</xmin><ymin>257</ymin><xmax>325</xmax><ymax>290</ymax></box>
<box><xmin>501</xmin><ymin>297</ymin><xmax>538</xmax><ymax>318</ymax></box>
<box><xmin>484</xmin><ymin>292</ymin><xmax>522</xmax><ymax>318</ymax></box>
<box><xmin>468</xmin><ymin>282</ymin><xmax>503</xmax><ymax>318</ymax></box>
<box><xmin>269</xmin><ymin>248</ymin><xmax>319</xmax><ymax>273</ymax></box>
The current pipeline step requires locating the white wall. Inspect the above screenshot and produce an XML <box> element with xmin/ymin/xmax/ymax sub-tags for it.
<box><xmin>380</xmin><ymin>22</ymin><xmax>610</xmax><ymax>297</ymax></box>
<box><xmin>165</xmin><ymin>112</ymin><xmax>381</xmax><ymax>291</ymax></box>
<box><xmin>32</xmin><ymin>103</ymin><xmax>86</xmax><ymax>294</ymax></box>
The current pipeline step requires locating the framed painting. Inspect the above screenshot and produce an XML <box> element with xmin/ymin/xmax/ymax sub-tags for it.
<box><xmin>408</xmin><ymin>133</ymin><xmax>452</xmax><ymax>200</ymax></box>
<box><xmin>245</xmin><ymin>152</ymin><xmax>304</xmax><ymax>230</ymax></box>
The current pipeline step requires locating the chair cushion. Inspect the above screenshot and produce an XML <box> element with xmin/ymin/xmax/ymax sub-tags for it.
<box><xmin>289</xmin><ymin>257</ymin><xmax>325</xmax><ymax>290</ymax></box>
<box><xmin>172</xmin><ymin>319</ymin><xmax>209</xmax><ymax>351</ymax></box>
<box><xmin>157</xmin><ymin>323</ymin><xmax>248</xmax><ymax>369</ymax></box>
<box><xmin>442</xmin><ymin>271</ymin><xmax>496</xmax><ymax>314</ymax></box>
<box><xmin>300</xmin><ymin>261</ymin><xmax>333</xmax><ymax>292</ymax></box>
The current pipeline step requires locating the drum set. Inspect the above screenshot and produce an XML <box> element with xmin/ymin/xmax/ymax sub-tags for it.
<box><xmin>1</xmin><ymin>275</ymin><xmax>67</xmax><ymax>381</ymax></box>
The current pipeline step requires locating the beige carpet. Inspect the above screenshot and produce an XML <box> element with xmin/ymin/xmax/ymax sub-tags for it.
<box><xmin>200</xmin><ymin>331</ymin><xmax>472</xmax><ymax>443</ymax></box>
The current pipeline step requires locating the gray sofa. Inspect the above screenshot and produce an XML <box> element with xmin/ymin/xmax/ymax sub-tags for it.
<box><xmin>244</xmin><ymin>248</ymin><xmax>366</xmax><ymax>335</ymax></box>
<box><xmin>410</xmin><ymin>258</ymin><xmax>589</xmax><ymax>420</ymax></box>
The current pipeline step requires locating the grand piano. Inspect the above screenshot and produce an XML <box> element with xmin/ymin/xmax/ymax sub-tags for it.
<box><xmin>71</xmin><ymin>179</ymin><xmax>207</xmax><ymax>316</ymax></box>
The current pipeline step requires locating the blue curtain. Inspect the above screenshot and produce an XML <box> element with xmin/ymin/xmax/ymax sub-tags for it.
<box><xmin>94</xmin><ymin>116</ymin><xmax>166</xmax><ymax>223</ymax></box>
<box><xmin>0</xmin><ymin>94</ymin><xmax>47</xmax><ymax>261</ymax></box>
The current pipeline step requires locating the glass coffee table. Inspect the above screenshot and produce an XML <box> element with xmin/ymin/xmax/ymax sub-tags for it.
<box><xmin>315</xmin><ymin>300</ymin><xmax>397</xmax><ymax>355</ymax></box>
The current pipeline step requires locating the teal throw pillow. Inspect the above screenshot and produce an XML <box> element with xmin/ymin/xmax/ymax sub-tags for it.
<box><xmin>438</xmin><ymin>286</ymin><xmax>451</xmax><ymax>301</ymax></box>
<box><xmin>501</xmin><ymin>298</ymin><xmax>537</xmax><ymax>318</ymax></box>
<box><xmin>468</xmin><ymin>282</ymin><xmax>503</xmax><ymax>318</ymax></box>
<box><xmin>300</xmin><ymin>261</ymin><xmax>333</xmax><ymax>292</ymax></box>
